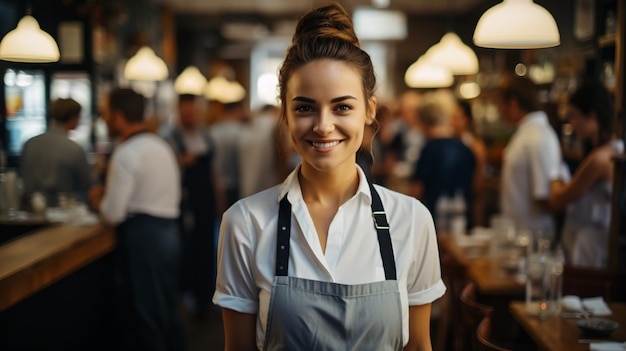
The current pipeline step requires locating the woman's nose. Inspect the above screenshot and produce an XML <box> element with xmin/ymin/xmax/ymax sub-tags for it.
<box><xmin>313</xmin><ymin>110</ymin><xmax>334</xmax><ymax>135</ymax></box>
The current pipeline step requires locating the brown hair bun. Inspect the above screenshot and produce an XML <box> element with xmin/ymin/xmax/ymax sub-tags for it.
<box><xmin>293</xmin><ymin>3</ymin><xmax>360</xmax><ymax>48</ymax></box>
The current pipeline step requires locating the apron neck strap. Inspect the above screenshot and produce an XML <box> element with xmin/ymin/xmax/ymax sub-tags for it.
<box><xmin>275</xmin><ymin>195</ymin><xmax>292</xmax><ymax>276</ymax></box>
<box><xmin>368</xmin><ymin>182</ymin><xmax>397</xmax><ymax>280</ymax></box>
<box><xmin>275</xmin><ymin>182</ymin><xmax>397</xmax><ymax>280</ymax></box>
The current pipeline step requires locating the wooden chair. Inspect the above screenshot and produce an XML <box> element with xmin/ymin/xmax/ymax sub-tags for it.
<box><xmin>459</xmin><ymin>282</ymin><xmax>493</xmax><ymax>351</ymax></box>
<box><xmin>476</xmin><ymin>317</ymin><xmax>513</xmax><ymax>351</ymax></box>
<box><xmin>435</xmin><ymin>240</ymin><xmax>469</xmax><ymax>351</ymax></box>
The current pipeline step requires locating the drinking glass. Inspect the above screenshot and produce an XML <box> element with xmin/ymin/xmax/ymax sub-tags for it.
<box><xmin>525</xmin><ymin>249</ymin><xmax>564</xmax><ymax>319</ymax></box>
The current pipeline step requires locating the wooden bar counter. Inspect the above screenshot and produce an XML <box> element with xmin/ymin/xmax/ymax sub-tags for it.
<box><xmin>0</xmin><ymin>221</ymin><xmax>115</xmax><ymax>312</ymax></box>
<box><xmin>0</xmin><ymin>219</ymin><xmax>119</xmax><ymax>350</ymax></box>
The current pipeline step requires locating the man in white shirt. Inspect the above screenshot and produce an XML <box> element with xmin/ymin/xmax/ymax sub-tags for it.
<box><xmin>498</xmin><ymin>75</ymin><xmax>562</xmax><ymax>235</ymax></box>
<box><xmin>89</xmin><ymin>88</ymin><xmax>184</xmax><ymax>351</ymax></box>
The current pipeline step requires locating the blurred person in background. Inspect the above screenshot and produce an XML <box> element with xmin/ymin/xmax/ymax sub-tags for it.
<box><xmin>20</xmin><ymin>98</ymin><xmax>93</xmax><ymax>207</ymax></box>
<box><xmin>379</xmin><ymin>90</ymin><xmax>425</xmax><ymax>181</ymax></box>
<box><xmin>238</xmin><ymin>104</ymin><xmax>281</xmax><ymax>198</ymax></box>
<box><xmin>549</xmin><ymin>78</ymin><xmax>618</xmax><ymax>268</ymax></box>
<box><xmin>163</xmin><ymin>94</ymin><xmax>221</xmax><ymax>320</ymax></box>
<box><xmin>89</xmin><ymin>88</ymin><xmax>185</xmax><ymax>351</ymax></box>
<box><xmin>210</xmin><ymin>97</ymin><xmax>246</xmax><ymax>210</ymax></box>
<box><xmin>410</xmin><ymin>91</ymin><xmax>476</xmax><ymax>230</ymax></box>
<box><xmin>498</xmin><ymin>74</ymin><xmax>562</xmax><ymax>236</ymax></box>
<box><xmin>451</xmin><ymin>99</ymin><xmax>488</xmax><ymax>227</ymax></box>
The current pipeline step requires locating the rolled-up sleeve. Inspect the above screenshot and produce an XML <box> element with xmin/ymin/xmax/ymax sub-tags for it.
<box><xmin>406</xmin><ymin>201</ymin><xmax>447</xmax><ymax>305</ymax></box>
<box><xmin>213</xmin><ymin>201</ymin><xmax>259</xmax><ymax>314</ymax></box>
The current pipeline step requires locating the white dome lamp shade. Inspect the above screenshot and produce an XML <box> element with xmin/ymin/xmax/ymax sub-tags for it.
<box><xmin>204</xmin><ymin>76</ymin><xmax>246</xmax><ymax>104</ymax></box>
<box><xmin>124</xmin><ymin>46</ymin><xmax>169</xmax><ymax>81</ymax></box>
<box><xmin>404</xmin><ymin>56</ymin><xmax>454</xmax><ymax>88</ymax></box>
<box><xmin>0</xmin><ymin>15</ymin><xmax>60</xmax><ymax>63</ymax></box>
<box><xmin>174</xmin><ymin>66</ymin><xmax>207</xmax><ymax>95</ymax></box>
<box><xmin>473</xmin><ymin>0</ymin><xmax>560</xmax><ymax>49</ymax></box>
<box><xmin>426</xmin><ymin>32</ymin><xmax>479</xmax><ymax>75</ymax></box>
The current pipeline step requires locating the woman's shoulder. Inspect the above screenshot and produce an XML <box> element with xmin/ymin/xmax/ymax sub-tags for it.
<box><xmin>584</xmin><ymin>143</ymin><xmax>615</xmax><ymax>167</ymax></box>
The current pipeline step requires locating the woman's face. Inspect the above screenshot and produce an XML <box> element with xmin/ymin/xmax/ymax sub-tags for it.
<box><xmin>566</xmin><ymin>104</ymin><xmax>597</xmax><ymax>141</ymax></box>
<box><xmin>285</xmin><ymin>59</ymin><xmax>375</xmax><ymax>175</ymax></box>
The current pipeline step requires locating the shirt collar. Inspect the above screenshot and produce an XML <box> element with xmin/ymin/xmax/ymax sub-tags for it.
<box><xmin>517</xmin><ymin>110</ymin><xmax>548</xmax><ymax>129</ymax></box>
<box><xmin>277</xmin><ymin>164</ymin><xmax>372</xmax><ymax>206</ymax></box>
<box><xmin>47</xmin><ymin>124</ymin><xmax>67</xmax><ymax>135</ymax></box>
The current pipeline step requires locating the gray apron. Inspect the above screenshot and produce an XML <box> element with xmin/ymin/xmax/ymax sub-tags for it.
<box><xmin>263</xmin><ymin>182</ymin><xmax>403</xmax><ymax>351</ymax></box>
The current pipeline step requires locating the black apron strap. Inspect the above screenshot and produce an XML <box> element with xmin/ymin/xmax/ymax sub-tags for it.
<box><xmin>369</xmin><ymin>182</ymin><xmax>397</xmax><ymax>280</ymax></box>
<box><xmin>275</xmin><ymin>195</ymin><xmax>292</xmax><ymax>276</ymax></box>
<box><xmin>275</xmin><ymin>182</ymin><xmax>397</xmax><ymax>280</ymax></box>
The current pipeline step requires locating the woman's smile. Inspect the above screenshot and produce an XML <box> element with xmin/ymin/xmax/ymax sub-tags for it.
<box><xmin>309</xmin><ymin>139</ymin><xmax>342</xmax><ymax>151</ymax></box>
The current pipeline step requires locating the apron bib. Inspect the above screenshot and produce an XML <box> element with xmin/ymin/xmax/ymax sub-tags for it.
<box><xmin>263</xmin><ymin>182</ymin><xmax>403</xmax><ymax>351</ymax></box>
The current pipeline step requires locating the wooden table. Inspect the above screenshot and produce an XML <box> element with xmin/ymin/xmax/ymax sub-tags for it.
<box><xmin>439</xmin><ymin>234</ymin><xmax>526</xmax><ymax>345</ymax></box>
<box><xmin>510</xmin><ymin>301</ymin><xmax>626</xmax><ymax>351</ymax></box>
<box><xmin>467</xmin><ymin>257</ymin><xmax>525</xmax><ymax>296</ymax></box>
<box><xmin>438</xmin><ymin>234</ymin><xmax>524</xmax><ymax>296</ymax></box>
<box><xmin>0</xmin><ymin>222</ymin><xmax>115</xmax><ymax>311</ymax></box>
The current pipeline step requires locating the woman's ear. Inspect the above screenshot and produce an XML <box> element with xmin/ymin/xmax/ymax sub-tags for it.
<box><xmin>366</xmin><ymin>96</ymin><xmax>377</xmax><ymax>126</ymax></box>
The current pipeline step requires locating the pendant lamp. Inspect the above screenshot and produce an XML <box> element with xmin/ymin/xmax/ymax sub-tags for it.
<box><xmin>0</xmin><ymin>15</ymin><xmax>60</xmax><ymax>63</ymax></box>
<box><xmin>205</xmin><ymin>76</ymin><xmax>246</xmax><ymax>104</ymax></box>
<box><xmin>425</xmin><ymin>32</ymin><xmax>478</xmax><ymax>75</ymax></box>
<box><xmin>404</xmin><ymin>56</ymin><xmax>454</xmax><ymax>88</ymax></box>
<box><xmin>124</xmin><ymin>46</ymin><xmax>169</xmax><ymax>81</ymax></box>
<box><xmin>473</xmin><ymin>0</ymin><xmax>560</xmax><ymax>49</ymax></box>
<box><xmin>174</xmin><ymin>66</ymin><xmax>207</xmax><ymax>95</ymax></box>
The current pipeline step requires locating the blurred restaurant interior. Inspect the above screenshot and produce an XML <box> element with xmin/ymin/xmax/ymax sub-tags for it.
<box><xmin>0</xmin><ymin>0</ymin><xmax>625</xmax><ymax>350</ymax></box>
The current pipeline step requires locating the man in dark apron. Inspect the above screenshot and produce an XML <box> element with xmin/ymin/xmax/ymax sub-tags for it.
<box><xmin>165</xmin><ymin>94</ymin><xmax>219</xmax><ymax>320</ymax></box>
<box><xmin>90</xmin><ymin>88</ymin><xmax>185</xmax><ymax>351</ymax></box>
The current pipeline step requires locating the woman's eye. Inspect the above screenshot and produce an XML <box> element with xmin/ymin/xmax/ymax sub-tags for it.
<box><xmin>295</xmin><ymin>105</ymin><xmax>313</xmax><ymax>113</ymax></box>
<box><xmin>336</xmin><ymin>104</ymin><xmax>353</xmax><ymax>112</ymax></box>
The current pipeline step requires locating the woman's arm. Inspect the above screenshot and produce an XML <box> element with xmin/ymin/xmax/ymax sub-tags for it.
<box><xmin>222</xmin><ymin>308</ymin><xmax>257</xmax><ymax>351</ymax></box>
<box><xmin>404</xmin><ymin>303</ymin><xmax>433</xmax><ymax>351</ymax></box>
<box><xmin>549</xmin><ymin>150</ymin><xmax>612</xmax><ymax>211</ymax></box>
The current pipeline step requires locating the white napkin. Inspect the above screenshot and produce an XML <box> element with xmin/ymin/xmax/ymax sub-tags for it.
<box><xmin>562</xmin><ymin>295</ymin><xmax>612</xmax><ymax>316</ymax></box>
<box><xmin>590</xmin><ymin>342</ymin><xmax>626</xmax><ymax>351</ymax></box>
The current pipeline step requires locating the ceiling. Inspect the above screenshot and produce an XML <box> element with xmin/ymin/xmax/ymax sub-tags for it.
<box><xmin>151</xmin><ymin>0</ymin><xmax>489</xmax><ymax>16</ymax></box>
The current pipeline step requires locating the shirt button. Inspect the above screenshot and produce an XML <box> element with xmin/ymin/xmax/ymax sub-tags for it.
<box><xmin>279</xmin><ymin>265</ymin><xmax>284</xmax><ymax>270</ymax></box>
<box><xmin>281</xmin><ymin>226</ymin><xmax>286</xmax><ymax>231</ymax></box>
<box><xmin>280</xmin><ymin>245</ymin><xmax>285</xmax><ymax>250</ymax></box>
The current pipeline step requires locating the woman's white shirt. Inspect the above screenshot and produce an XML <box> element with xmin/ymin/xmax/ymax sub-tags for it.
<box><xmin>213</xmin><ymin>165</ymin><xmax>446</xmax><ymax>348</ymax></box>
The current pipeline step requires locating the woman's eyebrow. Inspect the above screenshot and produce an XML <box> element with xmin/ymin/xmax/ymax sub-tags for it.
<box><xmin>292</xmin><ymin>96</ymin><xmax>315</xmax><ymax>103</ymax></box>
<box><xmin>331</xmin><ymin>95</ymin><xmax>357</xmax><ymax>103</ymax></box>
<box><xmin>291</xmin><ymin>95</ymin><xmax>357</xmax><ymax>103</ymax></box>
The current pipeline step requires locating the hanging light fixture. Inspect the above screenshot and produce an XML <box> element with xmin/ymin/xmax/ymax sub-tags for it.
<box><xmin>174</xmin><ymin>66</ymin><xmax>207</xmax><ymax>95</ymax></box>
<box><xmin>204</xmin><ymin>76</ymin><xmax>246</xmax><ymax>104</ymax></box>
<box><xmin>473</xmin><ymin>0</ymin><xmax>560</xmax><ymax>49</ymax></box>
<box><xmin>124</xmin><ymin>46</ymin><xmax>169</xmax><ymax>81</ymax></box>
<box><xmin>404</xmin><ymin>56</ymin><xmax>454</xmax><ymax>88</ymax></box>
<box><xmin>425</xmin><ymin>32</ymin><xmax>478</xmax><ymax>75</ymax></box>
<box><xmin>0</xmin><ymin>15</ymin><xmax>60</xmax><ymax>63</ymax></box>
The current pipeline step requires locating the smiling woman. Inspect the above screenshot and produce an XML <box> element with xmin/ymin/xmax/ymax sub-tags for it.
<box><xmin>212</xmin><ymin>3</ymin><xmax>446</xmax><ymax>351</ymax></box>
